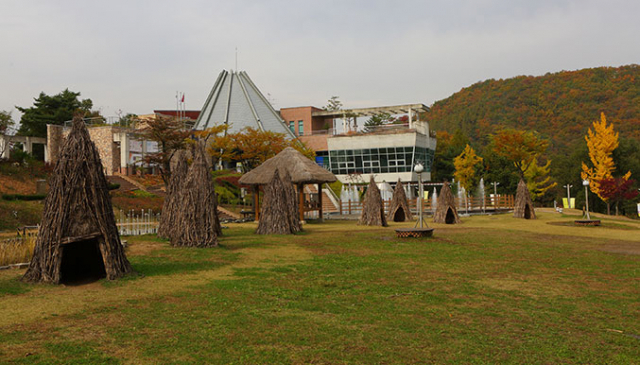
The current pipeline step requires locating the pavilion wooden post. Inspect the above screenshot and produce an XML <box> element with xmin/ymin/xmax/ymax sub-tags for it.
<box><xmin>318</xmin><ymin>183</ymin><xmax>324</xmax><ymax>222</ymax></box>
<box><xmin>253</xmin><ymin>185</ymin><xmax>260</xmax><ymax>221</ymax></box>
<box><xmin>298</xmin><ymin>184</ymin><xmax>305</xmax><ymax>222</ymax></box>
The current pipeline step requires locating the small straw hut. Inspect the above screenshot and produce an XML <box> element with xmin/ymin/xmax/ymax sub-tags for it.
<box><xmin>157</xmin><ymin>150</ymin><xmax>188</xmax><ymax>240</ymax></box>
<box><xmin>387</xmin><ymin>179</ymin><xmax>413</xmax><ymax>222</ymax></box>
<box><xmin>514</xmin><ymin>179</ymin><xmax>536</xmax><ymax>219</ymax></box>
<box><xmin>359</xmin><ymin>176</ymin><xmax>388</xmax><ymax>226</ymax></box>
<box><xmin>256</xmin><ymin>168</ymin><xmax>301</xmax><ymax>234</ymax></box>
<box><xmin>171</xmin><ymin>143</ymin><xmax>220</xmax><ymax>247</ymax></box>
<box><xmin>23</xmin><ymin>116</ymin><xmax>131</xmax><ymax>284</ymax></box>
<box><xmin>239</xmin><ymin>147</ymin><xmax>337</xmax><ymax>222</ymax></box>
<box><xmin>433</xmin><ymin>182</ymin><xmax>461</xmax><ymax>224</ymax></box>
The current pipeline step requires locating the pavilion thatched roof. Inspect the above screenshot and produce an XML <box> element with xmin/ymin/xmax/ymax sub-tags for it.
<box><xmin>239</xmin><ymin>147</ymin><xmax>337</xmax><ymax>185</ymax></box>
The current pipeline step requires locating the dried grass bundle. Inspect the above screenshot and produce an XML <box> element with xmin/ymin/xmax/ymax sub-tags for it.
<box><xmin>359</xmin><ymin>176</ymin><xmax>388</xmax><ymax>227</ymax></box>
<box><xmin>23</xmin><ymin>116</ymin><xmax>131</xmax><ymax>283</ymax></box>
<box><xmin>387</xmin><ymin>179</ymin><xmax>413</xmax><ymax>222</ymax></box>
<box><xmin>433</xmin><ymin>182</ymin><xmax>460</xmax><ymax>224</ymax></box>
<box><xmin>171</xmin><ymin>143</ymin><xmax>220</xmax><ymax>247</ymax></box>
<box><xmin>514</xmin><ymin>179</ymin><xmax>536</xmax><ymax>219</ymax></box>
<box><xmin>256</xmin><ymin>168</ymin><xmax>301</xmax><ymax>234</ymax></box>
<box><xmin>157</xmin><ymin>150</ymin><xmax>188</xmax><ymax>239</ymax></box>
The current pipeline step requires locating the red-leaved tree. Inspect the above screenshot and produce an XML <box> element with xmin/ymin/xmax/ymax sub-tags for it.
<box><xmin>598</xmin><ymin>177</ymin><xmax>638</xmax><ymax>216</ymax></box>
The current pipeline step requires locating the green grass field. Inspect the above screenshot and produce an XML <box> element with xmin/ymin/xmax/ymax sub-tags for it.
<box><xmin>0</xmin><ymin>211</ymin><xmax>639</xmax><ymax>364</ymax></box>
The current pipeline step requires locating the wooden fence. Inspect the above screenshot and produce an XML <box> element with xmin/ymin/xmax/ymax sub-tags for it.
<box><xmin>339</xmin><ymin>195</ymin><xmax>515</xmax><ymax>215</ymax></box>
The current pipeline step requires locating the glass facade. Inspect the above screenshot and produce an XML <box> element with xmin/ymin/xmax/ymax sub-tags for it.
<box><xmin>328</xmin><ymin>146</ymin><xmax>434</xmax><ymax>175</ymax></box>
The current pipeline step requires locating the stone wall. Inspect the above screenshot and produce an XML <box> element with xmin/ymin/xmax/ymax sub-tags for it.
<box><xmin>46</xmin><ymin>125</ymin><xmax>65</xmax><ymax>163</ymax></box>
<box><xmin>47</xmin><ymin>124</ymin><xmax>120</xmax><ymax>175</ymax></box>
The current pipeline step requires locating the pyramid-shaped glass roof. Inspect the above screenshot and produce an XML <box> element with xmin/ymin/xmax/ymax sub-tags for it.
<box><xmin>194</xmin><ymin>70</ymin><xmax>295</xmax><ymax>138</ymax></box>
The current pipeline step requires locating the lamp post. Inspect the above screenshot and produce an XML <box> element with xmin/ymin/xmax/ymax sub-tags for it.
<box><xmin>583</xmin><ymin>179</ymin><xmax>591</xmax><ymax>220</ymax></box>
<box><xmin>563</xmin><ymin>184</ymin><xmax>573</xmax><ymax>209</ymax></box>
<box><xmin>414</xmin><ymin>163</ymin><xmax>425</xmax><ymax>228</ymax></box>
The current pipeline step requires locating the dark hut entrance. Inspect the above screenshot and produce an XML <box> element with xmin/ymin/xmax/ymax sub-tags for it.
<box><xmin>445</xmin><ymin>208</ymin><xmax>457</xmax><ymax>224</ymax></box>
<box><xmin>524</xmin><ymin>205</ymin><xmax>532</xmax><ymax>219</ymax></box>
<box><xmin>393</xmin><ymin>208</ymin><xmax>406</xmax><ymax>222</ymax></box>
<box><xmin>60</xmin><ymin>238</ymin><xmax>106</xmax><ymax>284</ymax></box>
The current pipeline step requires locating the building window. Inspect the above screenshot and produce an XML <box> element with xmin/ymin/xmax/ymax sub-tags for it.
<box><xmin>328</xmin><ymin>146</ymin><xmax>434</xmax><ymax>175</ymax></box>
<box><xmin>298</xmin><ymin>121</ymin><xmax>304</xmax><ymax>136</ymax></box>
<box><xmin>289</xmin><ymin>121</ymin><xmax>295</xmax><ymax>134</ymax></box>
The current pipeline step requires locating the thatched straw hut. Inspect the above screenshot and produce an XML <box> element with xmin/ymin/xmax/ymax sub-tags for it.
<box><xmin>387</xmin><ymin>179</ymin><xmax>413</xmax><ymax>222</ymax></box>
<box><xmin>157</xmin><ymin>150</ymin><xmax>188</xmax><ymax>240</ymax></box>
<box><xmin>256</xmin><ymin>168</ymin><xmax>301</xmax><ymax>234</ymax></box>
<box><xmin>171</xmin><ymin>143</ymin><xmax>220</xmax><ymax>247</ymax></box>
<box><xmin>359</xmin><ymin>176</ymin><xmax>388</xmax><ymax>226</ymax></box>
<box><xmin>433</xmin><ymin>182</ymin><xmax>461</xmax><ymax>224</ymax></box>
<box><xmin>514</xmin><ymin>179</ymin><xmax>536</xmax><ymax>219</ymax></box>
<box><xmin>239</xmin><ymin>147</ymin><xmax>337</xmax><ymax>221</ymax></box>
<box><xmin>23</xmin><ymin>117</ymin><xmax>131</xmax><ymax>284</ymax></box>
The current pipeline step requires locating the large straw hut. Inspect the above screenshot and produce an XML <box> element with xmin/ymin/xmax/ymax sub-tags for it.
<box><xmin>157</xmin><ymin>150</ymin><xmax>188</xmax><ymax>240</ymax></box>
<box><xmin>387</xmin><ymin>179</ymin><xmax>413</xmax><ymax>222</ymax></box>
<box><xmin>256</xmin><ymin>168</ymin><xmax>301</xmax><ymax>234</ymax></box>
<box><xmin>23</xmin><ymin>117</ymin><xmax>131</xmax><ymax>284</ymax></box>
<box><xmin>359</xmin><ymin>176</ymin><xmax>388</xmax><ymax>226</ymax></box>
<box><xmin>171</xmin><ymin>143</ymin><xmax>220</xmax><ymax>247</ymax></box>
<box><xmin>239</xmin><ymin>147</ymin><xmax>337</xmax><ymax>222</ymax></box>
<box><xmin>433</xmin><ymin>182</ymin><xmax>461</xmax><ymax>224</ymax></box>
<box><xmin>514</xmin><ymin>179</ymin><xmax>536</xmax><ymax>219</ymax></box>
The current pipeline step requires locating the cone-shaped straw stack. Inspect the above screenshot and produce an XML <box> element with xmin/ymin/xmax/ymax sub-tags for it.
<box><xmin>171</xmin><ymin>143</ymin><xmax>220</xmax><ymax>247</ymax></box>
<box><xmin>358</xmin><ymin>176</ymin><xmax>388</xmax><ymax>226</ymax></box>
<box><xmin>433</xmin><ymin>181</ymin><xmax>461</xmax><ymax>224</ymax></box>
<box><xmin>158</xmin><ymin>150</ymin><xmax>188</xmax><ymax>240</ymax></box>
<box><xmin>23</xmin><ymin>116</ymin><xmax>131</xmax><ymax>284</ymax></box>
<box><xmin>514</xmin><ymin>179</ymin><xmax>536</xmax><ymax>219</ymax></box>
<box><xmin>257</xmin><ymin>168</ymin><xmax>301</xmax><ymax>234</ymax></box>
<box><xmin>387</xmin><ymin>179</ymin><xmax>413</xmax><ymax>222</ymax></box>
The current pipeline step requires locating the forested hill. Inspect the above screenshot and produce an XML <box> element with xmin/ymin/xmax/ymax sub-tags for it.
<box><xmin>427</xmin><ymin>65</ymin><xmax>640</xmax><ymax>152</ymax></box>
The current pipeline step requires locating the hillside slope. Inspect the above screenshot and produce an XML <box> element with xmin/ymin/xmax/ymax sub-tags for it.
<box><xmin>428</xmin><ymin>65</ymin><xmax>640</xmax><ymax>152</ymax></box>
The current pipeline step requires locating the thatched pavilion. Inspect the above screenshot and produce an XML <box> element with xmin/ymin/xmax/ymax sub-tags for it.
<box><xmin>433</xmin><ymin>181</ymin><xmax>461</xmax><ymax>224</ymax></box>
<box><xmin>359</xmin><ymin>176</ymin><xmax>388</xmax><ymax>227</ymax></box>
<box><xmin>514</xmin><ymin>179</ymin><xmax>536</xmax><ymax>219</ymax></box>
<box><xmin>387</xmin><ymin>179</ymin><xmax>413</xmax><ymax>222</ymax></box>
<box><xmin>238</xmin><ymin>147</ymin><xmax>337</xmax><ymax>222</ymax></box>
<box><xmin>23</xmin><ymin>117</ymin><xmax>131</xmax><ymax>284</ymax></box>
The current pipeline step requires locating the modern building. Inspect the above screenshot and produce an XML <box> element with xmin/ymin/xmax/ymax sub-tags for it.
<box><xmin>280</xmin><ymin>104</ymin><xmax>436</xmax><ymax>183</ymax></box>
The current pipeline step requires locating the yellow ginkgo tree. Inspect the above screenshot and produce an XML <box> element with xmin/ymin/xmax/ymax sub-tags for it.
<box><xmin>454</xmin><ymin>144</ymin><xmax>483</xmax><ymax>211</ymax></box>
<box><xmin>581</xmin><ymin>112</ymin><xmax>632</xmax><ymax>214</ymax></box>
<box><xmin>524</xmin><ymin>159</ymin><xmax>557</xmax><ymax>201</ymax></box>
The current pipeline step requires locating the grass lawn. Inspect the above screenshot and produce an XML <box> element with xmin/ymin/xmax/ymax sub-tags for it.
<box><xmin>0</xmin><ymin>211</ymin><xmax>638</xmax><ymax>364</ymax></box>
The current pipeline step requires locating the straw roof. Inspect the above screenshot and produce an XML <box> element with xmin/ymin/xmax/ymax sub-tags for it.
<box><xmin>256</xmin><ymin>168</ymin><xmax>301</xmax><ymax>235</ymax></box>
<box><xmin>239</xmin><ymin>147</ymin><xmax>337</xmax><ymax>185</ymax></box>
<box><xmin>387</xmin><ymin>179</ymin><xmax>413</xmax><ymax>222</ymax></box>
<box><xmin>358</xmin><ymin>176</ymin><xmax>388</xmax><ymax>227</ymax></box>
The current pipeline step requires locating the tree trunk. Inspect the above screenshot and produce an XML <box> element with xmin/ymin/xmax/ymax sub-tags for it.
<box><xmin>606</xmin><ymin>202</ymin><xmax>610</xmax><ymax>216</ymax></box>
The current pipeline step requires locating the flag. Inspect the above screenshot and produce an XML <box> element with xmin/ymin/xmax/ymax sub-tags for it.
<box><xmin>181</xmin><ymin>93</ymin><xmax>185</xmax><ymax>103</ymax></box>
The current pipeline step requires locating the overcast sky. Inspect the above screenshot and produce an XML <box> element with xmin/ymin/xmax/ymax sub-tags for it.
<box><xmin>1</xmin><ymin>0</ymin><xmax>639</xmax><ymax>123</ymax></box>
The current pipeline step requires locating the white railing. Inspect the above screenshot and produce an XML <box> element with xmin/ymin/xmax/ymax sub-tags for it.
<box><xmin>116</xmin><ymin>209</ymin><xmax>160</xmax><ymax>236</ymax></box>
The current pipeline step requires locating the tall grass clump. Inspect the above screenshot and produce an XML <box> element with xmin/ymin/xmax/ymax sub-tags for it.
<box><xmin>0</xmin><ymin>236</ymin><xmax>36</xmax><ymax>266</ymax></box>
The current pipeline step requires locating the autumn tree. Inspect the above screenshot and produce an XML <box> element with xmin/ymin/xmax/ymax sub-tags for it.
<box><xmin>193</xmin><ymin>124</ymin><xmax>235</xmax><ymax>168</ymax></box>
<box><xmin>493</xmin><ymin>129</ymin><xmax>549</xmax><ymax>179</ymax></box>
<box><xmin>581</xmin><ymin>112</ymin><xmax>632</xmax><ymax>214</ymax></box>
<box><xmin>432</xmin><ymin>129</ymin><xmax>470</xmax><ymax>182</ymax></box>
<box><xmin>524</xmin><ymin>159</ymin><xmax>557</xmax><ymax>201</ymax></box>
<box><xmin>492</xmin><ymin>129</ymin><xmax>549</xmax><ymax>218</ymax></box>
<box><xmin>598</xmin><ymin>177</ymin><xmax>639</xmax><ymax>216</ymax></box>
<box><xmin>140</xmin><ymin>114</ymin><xmax>191</xmax><ymax>184</ymax></box>
<box><xmin>228</xmin><ymin>127</ymin><xmax>315</xmax><ymax>172</ymax></box>
<box><xmin>453</xmin><ymin>144</ymin><xmax>483</xmax><ymax>196</ymax></box>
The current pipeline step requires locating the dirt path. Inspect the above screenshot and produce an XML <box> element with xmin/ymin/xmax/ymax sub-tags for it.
<box><xmin>0</xmin><ymin>243</ymin><xmax>311</xmax><ymax>328</ymax></box>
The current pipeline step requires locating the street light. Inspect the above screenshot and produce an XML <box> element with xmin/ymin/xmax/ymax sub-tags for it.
<box><xmin>563</xmin><ymin>184</ymin><xmax>573</xmax><ymax>209</ymax></box>
<box><xmin>583</xmin><ymin>179</ymin><xmax>591</xmax><ymax>220</ymax></box>
<box><xmin>414</xmin><ymin>163</ymin><xmax>426</xmax><ymax>228</ymax></box>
